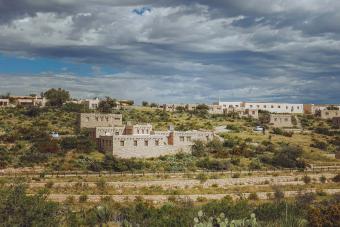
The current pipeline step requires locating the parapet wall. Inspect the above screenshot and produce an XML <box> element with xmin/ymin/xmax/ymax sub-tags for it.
<box><xmin>79</xmin><ymin>113</ymin><xmax>123</xmax><ymax>129</ymax></box>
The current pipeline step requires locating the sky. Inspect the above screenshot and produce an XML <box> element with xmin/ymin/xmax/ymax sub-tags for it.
<box><xmin>0</xmin><ymin>0</ymin><xmax>340</xmax><ymax>104</ymax></box>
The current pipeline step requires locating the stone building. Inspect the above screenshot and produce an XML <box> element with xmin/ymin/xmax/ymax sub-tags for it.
<box><xmin>0</xmin><ymin>99</ymin><xmax>9</xmax><ymax>107</ymax></box>
<box><xmin>81</xmin><ymin>113</ymin><xmax>214</xmax><ymax>158</ymax></box>
<box><xmin>269</xmin><ymin>114</ymin><xmax>293</xmax><ymax>128</ymax></box>
<box><xmin>162</xmin><ymin>104</ymin><xmax>198</xmax><ymax>112</ymax></box>
<box><xmin>320</xmin><ymin>110</ymin><xmax>340</xmax><ymax>120</ymax></box>
<box><xmin>207</xmin><ymin>105</ymin><xmax>224</xmax><ymax>114</ymax></box>
<box><xmin>79</xmin><ymin>113</ymin><xmax>123</xmax><ymax>129</ymax></box>
<box><xmin>224</xmin><ymin>107</ymin><xmax>259</xmax><ymax>119</ymax></box>
<box><xmin>332</xmin><ymin>117</ymin><xmax>340</xmax><ymax>128</ymax></box>
<box><xmin>98</xmin><ymin>127</ymin><xmax>213</xmax><ymax>158</ymax></box>
<box><xmin>8</xmin><ymin>96</ymin><xmax>47</xmax><ymax>107</ymax></box>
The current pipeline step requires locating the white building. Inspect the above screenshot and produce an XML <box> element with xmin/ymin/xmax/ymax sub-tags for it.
<box><xmin>244</xmin><ymin>102</ymin><xmax>303</xmax><ymax>114</ymax></box>
<box><xmin>218</xmin><ymin>101</ymin><xmax>303</xmax><ymax>114</ymax></box>
<box><xmin>218</xmin><ymin>101</ymin><xmax>243</xmax><ymax>109</ymax></box>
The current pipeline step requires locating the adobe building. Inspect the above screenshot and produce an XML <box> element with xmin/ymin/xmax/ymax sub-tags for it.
<box><xmin>79</xmin><ymin>113</ymin><xmax>123</xmax><ymax>129</ymax></box>
<box><xmin>0</xmin><ymin>99</ymin><xmax>9</xmax><ymax>107</ymax></box>
<box><xmin>320</xmin><ymin>110</ymin><xmax>340</xmax><ymax>120</ymax></box>
<box><xmin>10</xmin><ymin>96</ymin><xmax>47</xmax><ymax>107</ymax></box>
<box><xmin>224</xmin><ymin>107</ymin><xmax>259</xmax><ymax>119</ymax></box>
<box><xmin>80</xmin><ymin>113</ymin><xmax>214</xmax><ymax>158</ymax></box>
<box><xmin>269</xmin><ymin>114</ymin><xmax>293</xmax><ymax>128</ymax></box>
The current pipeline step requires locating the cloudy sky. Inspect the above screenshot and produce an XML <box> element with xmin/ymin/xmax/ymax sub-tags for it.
<box><xmin>0</xmin><ymin>0</ymin><xmax>340</xmax><ymax>104</ymax></box>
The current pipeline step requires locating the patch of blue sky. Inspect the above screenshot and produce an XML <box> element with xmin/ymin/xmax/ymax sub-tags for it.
<box><xmin>0</xmin><ymin>54</ymin><xmax>119</xmax><ymax>76</ymax></box>
<box><xmin>133</xmin><ymin>7</ymin><xmax>151</xmax><ymax>16</ymax></box>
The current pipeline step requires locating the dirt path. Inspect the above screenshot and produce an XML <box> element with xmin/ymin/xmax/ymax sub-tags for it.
<box><xmin>24</xmin><ymin>173</ymin><xmax>336</xmax><ymax>189</ymax></box>
<box><xmin>45</xmin><ymin>188</ymin><xmax>340</xmax><ymax>203</ymax></box>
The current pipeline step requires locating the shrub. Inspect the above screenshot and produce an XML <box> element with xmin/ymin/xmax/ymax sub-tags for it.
<box><xmin>45</xmin><ymin>181</ymin><xmax>54</xmax><ymax>189</ymax></box>
<box><xmin>310</xmin><ymin>140</ymin><xmax>328</xmax><ymax>150</ymax></box>
<box><xmin>272</xmin><ymin>145</ymin><xmax>305</xmax><ymax>169</ymax></box>
<box><xmin>196</xmin><ymin>173</ymin><xmax>208</xmax><ymax>183</ymax></box>
<box><xmin>332</xmin><ymin>174</ymin><xmax>340</xmax><ymax>182</ymax></box>
<box><xmin>232</xmin><ymin>173</ymin><xmax>240</xmax><ymax>178</ymax></box>
<box><xmin>272</xmin><ymin>128</ymin><xmax>293</xmax><ymax>137</ymax></box>
<box><xmin>273</xmin><ymin>187</ymin><xmax>285</xmax><ymax>201</ymax></box>
<box><xmin>248</xmin><ymin>192</ymin><xmax>259</xmax><ymax>200</ymax></box>
<box><xmin>319</xmin><ymin>175</ymin><xmax>327</xmax><ymax>183</ymax></box>
<box><xmin>191</xmin><ymin>140</ymin><xmax>206</xmax><ymax>157</ymax></box>
<box><xmin>302</xmin><ymin>175</ymin><xmax>311</xmax><ymax>184</ymax></box>
<box><xmin>79</xmin><ymin>194</ymin><xmax>88</xmax><ymax>203</ymax></box>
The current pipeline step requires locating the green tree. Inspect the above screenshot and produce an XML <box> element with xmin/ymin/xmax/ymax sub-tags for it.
<box><xmin>44</xmin><ymin>88</ymin><xmax>70</xmax><ymax>107</ymax></box>
<box><xmin>0</xmin><ymin>185</ymin><xmax>60</xmax><ymax>226</ymax></box>
<box><xmin>98</xmin><ymin>97</ymin><xmax>117</xmax><ymax>113</ymax></box>
<box><xmin>272</xmin><ymin>145</ymin><xmax>305</xmax><ymax>169</ymax></box>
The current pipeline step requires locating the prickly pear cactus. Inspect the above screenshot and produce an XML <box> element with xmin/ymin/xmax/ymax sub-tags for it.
<box><xmin>193</xmin><ymin>211</ymin><xmax>257</xmax><ymax>227</ymax></box>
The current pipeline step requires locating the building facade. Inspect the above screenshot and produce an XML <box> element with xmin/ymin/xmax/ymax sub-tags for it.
<box><xmin>81</xmin><ymin>113</ymin><xmax>214</xmax><ymax>158</ymax></box>
<box><xmin>0</xmin><ymin>99</ymin><xmax>9</xmax><ymax>107</ymax></box>
<box><xmin>320</xmin><ymin>110</ymin><xmax>340</xmax><ymax>119</ymax></box>
<box><xmin>79</xmin><ymin>113</ymin><xmax>123</xmax><ymax>129</ymax></box>
<box><xmin>243</xmin><ymin>102</ymin><xmax>303</xmax><ymax>114</ymax></box>
<box><xmin>269</xmin><ymin>114</ymin><xmax>293</xmax><ymax>127</ymax></box>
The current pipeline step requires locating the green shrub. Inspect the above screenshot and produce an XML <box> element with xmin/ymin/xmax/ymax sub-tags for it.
<box><xmin>79</xmin><ymin>194</ymin><xmax>88</xmax><ymax>203</ymax></box>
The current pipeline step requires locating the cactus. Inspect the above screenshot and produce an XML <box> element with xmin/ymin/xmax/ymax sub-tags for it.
<box><xmin>193</xmin><ymin>211</ymin><xmax>257</xmax><ymax>227</ymax></box>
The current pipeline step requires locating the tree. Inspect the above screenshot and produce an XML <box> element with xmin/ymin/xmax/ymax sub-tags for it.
<box><xmin>150</xmin><ymin>102</ymin><xmax>158</xmax><ymax>108</ymax></box>
<box><xmin>44</xmin><ymin>88</ymin><xmax>70</xmax><ymax>107</ymax></box>
<box><xmin>0</xmin><ymin>185</ymin><xmax>60</xmax><ymax>226</ymax></box>
<box><xmin>98</xmin><ymin>97</ymin><xmax>117</xmax><ymax>113</ymax></box>
<box><xmin>142</xmin><ymin>101</ymin><xmax>149</xmax><ymax>107</ymax></box>
<box><xmin>192</xmin><ymin>140</ymin><xmax>206</xmax><ymax>157</ymax></box>
<box><xmin>272</xmin><ymin>145</ymin><xmax>305</xmax><ymax>169</ymax></box>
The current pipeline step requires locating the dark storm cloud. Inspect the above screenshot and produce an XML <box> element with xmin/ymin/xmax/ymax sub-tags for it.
<box><xmin>0</xmin><ymin>0</ymin><xmax>340</xmax><ymax>103</ymax></box>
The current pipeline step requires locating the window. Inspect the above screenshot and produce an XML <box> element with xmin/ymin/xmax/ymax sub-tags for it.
<box><xmin>137</xmin><ymin>129</ymin><xmax>140</xmax><ymax>134</ymax></box>
<box><xmin>274</xmin><ymin>118</ymin><xmax>278</xmax><ymax>121</ymax></box>
<box><xmin>252</xmin><ymin>111</ymin><xmax>255</xmax><ymax>115</ymax></box>
<box><xmin>95</xmin><ymin>117</ymin><xmax>99</xmax><ymax>121</ymax></box>
<box><xmin>144</xmin><ymin>140</ymin><xmax>148</xmax><ymax>146</ymax></box>
<box><xmin>264</xmin><ymin>105</ymin><xmax>267</xmax><ymax>108</ymax></box>
<box><xmin>86</xmin><ymin>117</ymin><xmax>90</xmax><ymax>122</ymax></box>
<box><xmin>278</xmin><ymin>105</ymin><xmax>281</xmax><ymax>108</ymax></box>
<box><xmin>180</xmin><ymin>136</ymin><xmax>185</xmax><ymax>142</ymax></box>
<box><xmin>271</xmin><ymin>105</ymin><xmax>274</xmax><ymax>108</ymax></box>
<box><xmin>186</xmin><ymin>136</ymin><xmax>191</xmax><ymax>142</ymax></box>
<box><xmin>285</xmin><ymin>118</ymin><xmax>288</xmax><ymax>122</ymax></box>
<box><xmin>120</xmin><ymin>141</ymin><xmax>124</xmax><ymax>146</ymax></box>
<box><xmin>155</xmin><ymin>140</ymin><xmax>159</xmax><ymax>146</ymax></box>
<box><xmin>115</xmin><ymin>131</ymin><xmax>119</xmax><ymax>135</ymax></box>
<box><xmin>257</xmin><ymin>105</ymin><xmax>260</xmax><ymax>108</ymax></box>
<box><xmin>250</xmin><ymin>105</ymin><xmax>253</xmax><ymax>108</ymax></box>
<box><xmin>134</xmin><ymin>140</ymin><xmax>137</xmax><ymax>146</ymax></box>
<box><xmin>142</xmin><ymin>129</ymin><xmax>145</xmax><ymax>134</ymax></box>
<box><xmin>297</xmin><ymin>106</ymin><xmax>300</xmax><ymax>109</ymax></box>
